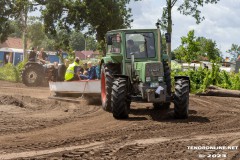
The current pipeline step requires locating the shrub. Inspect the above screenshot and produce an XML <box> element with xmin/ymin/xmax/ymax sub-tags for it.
<box><xmin>172</xmin><ymin>64</ymin><xmax>240</xmax><ymax>93</ymax></box>
<box><xmin>0</xmin><ymin>61</ymin><xmax>27</xmax><ymax>82</ymax></box>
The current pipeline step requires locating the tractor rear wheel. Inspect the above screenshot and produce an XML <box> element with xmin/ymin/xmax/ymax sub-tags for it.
<box><xmin>111</xmin><ymin>77</ymin><xmax>129</xmax><ymax>119</ymax></box>
<box><xmin>22</xmin><ymin>63</ymin><xmax>44</xmax><ymax>87</ymax></box>
<box><xmin>101</xmin><ymin>65</ymin><xmax>114</xmax><ymax>112</ymax></box>
<box><xmin>174</xmin><ymin>79</ymin><xmax>189</xmax><ymax>119</ymax></box>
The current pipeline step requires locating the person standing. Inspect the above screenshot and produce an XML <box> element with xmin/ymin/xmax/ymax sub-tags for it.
<box><xmin>64</xmin><ymin>57</ymin><xmax>80</xmax><ymax>81</ymax></box>
<box><xmin>95</xmin><ymin>60</ymin><xmax>101</xmax><ymax>79</ymax></box>
<box><xmin>56</xmin><ymin>49</ymin><xmax>64</xmax><ymax>64</ymax></box>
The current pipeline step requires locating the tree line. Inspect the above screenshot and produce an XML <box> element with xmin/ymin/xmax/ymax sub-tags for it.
<box><xmin>9</xmin><ymin>17</ymin><xmax>97</xmax><ymax>52</ymax></box>
<box><xmin>4</xmin><ymin>0</ymin><xmax>240</xmax><ymax>62</ymax></box>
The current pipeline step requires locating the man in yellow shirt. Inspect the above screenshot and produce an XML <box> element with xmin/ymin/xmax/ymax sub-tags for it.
<box><xmin>65</xmin><ymin>57</ymin><xmax>80</xmax><ymax>81</ymax></box>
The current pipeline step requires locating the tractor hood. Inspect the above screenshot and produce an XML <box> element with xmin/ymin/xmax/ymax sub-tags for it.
<box><xmin>134</xmin><ymin>61</ymin><xmax>164</xmax><ymax>83</ymax></box>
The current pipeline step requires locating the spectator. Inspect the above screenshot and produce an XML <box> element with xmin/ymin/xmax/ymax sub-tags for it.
<box><xmin>95</xmin><ymin>60</ymin><xmax>101</xmax><ymax>79</ymax></box>
<box><xmin>64</xmin><ymin>59</ymin><xmax>70</xmax><ymax>68</ymax></box>
<box><xmin>64</xmin><ymin>57</ymin><xmax>80</xmax><ymax>81</ymax></box>
<box><xmin>28</xmin><ymin>47</ymin><xmax>37</xmax><ymax>62</ymax></box>
<box><xmin>79</xmin><ymin>61</ymin><xmax>96</xmax><ymax>80</ymax></box>
<box><xmin>81</xmin><ymin>62</ymin><xmax>88</xmax><ymax>75</ymax></box>
<box><xmin>56</xmin><ymin>49</ymin><xmax>64</xmax><ymax>64</ymax></box>
<box><xmin>38</xmin><ymin>48</ymin><xmax>48</xmax><ymax>64</ymax></box>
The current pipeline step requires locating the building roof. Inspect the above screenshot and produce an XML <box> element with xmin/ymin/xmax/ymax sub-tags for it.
<box><xmin>0</xmin><ymin>37</ymin><xmax>30</xmax><ymax>49</ymax></box>
<box><xmin>0</xmin><ymin>48</ymin><xmax>23</xmax><ymax>53</ymax></box>
<box><xmin>75</xmin><ymin>50</ymin><xmax>100</xmax><ymax>60</ymax></box>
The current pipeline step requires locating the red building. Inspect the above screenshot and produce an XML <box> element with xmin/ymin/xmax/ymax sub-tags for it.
<box><xmin>75</xmin><ymin>50</ymin><xmax>100</xmax><ymax>60</ymax></box>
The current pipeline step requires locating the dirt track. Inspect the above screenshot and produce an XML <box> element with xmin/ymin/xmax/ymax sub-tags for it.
<box><xmin>0</xmin><ymin>81</ymin><xmax>239</xmax><ymax>160</ymax></box>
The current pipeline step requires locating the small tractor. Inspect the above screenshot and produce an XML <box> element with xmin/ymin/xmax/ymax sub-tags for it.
<box><xmin>100</xmin><ymin>27</ymin><xmax>190</xmax><ymax>119</ymax></box>
<box><xmin>21</xmin><ymin>61</ymin><xmax>65</xmax><ymax>87</ymax></box>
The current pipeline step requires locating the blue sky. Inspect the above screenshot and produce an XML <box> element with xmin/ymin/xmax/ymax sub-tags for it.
<box><xmin>128</xmin><ymin>0</ymin><xmax>240</xmax><ymax>58</ymax></box>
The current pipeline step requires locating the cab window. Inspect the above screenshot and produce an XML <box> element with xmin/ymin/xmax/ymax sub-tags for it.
<box><xmin>126</xmin><ymin>32</ymin><xmax>155</xmax><ymax>59</ymax></box>
<box><xmin>108</xmin><ymin>34</ymin><xmax>121</xmax><ymax>53</ymax></box>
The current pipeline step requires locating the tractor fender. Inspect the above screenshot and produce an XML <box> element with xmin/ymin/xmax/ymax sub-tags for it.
<box><xmin>101</xmin><ymin>57</ymin><xmax>113</xmax><ymax>64</ymax></box>
<box><xmin>174</xmin><ymin>76</ymin><xmax>191</xmax><ymax>92</ymax></box>
<box><xmin>24</xmin><ymin>62</ymin><xmax>45</xmax><ymax>71</ymax></box>
<box><xmin>25</xmin><ymin>62</ymin><xmax>42</xmax><ymax>66</ymax></box>
<box><xmin>113</xmin><ymin>74</ymin><xmax>129</xmax><ymax>79</ymax></box>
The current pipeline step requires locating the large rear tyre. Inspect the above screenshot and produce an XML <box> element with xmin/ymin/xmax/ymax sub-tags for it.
<box><xmin>101</xmin><ymin>65</ymin><xmax>114</xmax><ymax>112</ymax></box>
<box><xmin>111</xmin><ymin>77</ymin><xmax>129</xmax><ymax>119</ymax></box>
<box><xmin>174</xmin><ymin>79</ymin><xmax>189</xmax><ymax>119</ymax></box>
<box><xmin>22</xmin><ymin>63</ymin><xmax>44</xmax><ymax>87</ymax></box>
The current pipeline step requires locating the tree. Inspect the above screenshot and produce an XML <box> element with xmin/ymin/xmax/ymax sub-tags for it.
<box><xmin>9</xmin><ymin>21</ymin><xmax>22</xmax><ymax>38</ymax></box>
<box><xmin>0</xmin><ymin>0</ymin><xmax>17</xmax><ymax>42</ymax></box>
<box><xmin>69</xmin><ymin>31</ymin><xmax>85</xmax><ymax>51</ymax></box>
<box><xmin>69</xmin><ymin>32</ymin><xmax>98</xmax><ymax>51</ymax></box>
<box><xmin>174</xmin><ymin>30</ymin><xmax>200</xmax><ymax>63</ymax></box>
<box><xmin>196</xmin><ymin>37</ymin><xmax>221</xmax><ymax>61</ymax></box>
<box><xmin>160</xmin><ymin>0</ymin><xmax>220</xmax><ymax>63</ymax></box>
<box><xmin>27</xmin><ymin>17</ymin><xmax>46</xmax><ymax>48</ymax></box>
<box><xmin>227</xmin><ymin>44</ymin><xmax>240</xmax><ymax>61</ymax></box>
<box><xmin>34</xmin><ymin>0</ymin><xmax>138</xmax><ymax>53</ymax></box>
<box><xmin>86</xmin><ymin>36</ymin><xmax>97</xmax><ymax>51</ymax></box>
<box><xmin>0</xmin><ymin>0</ymin><xmax>39</xmax><ymax>60</ymax></box>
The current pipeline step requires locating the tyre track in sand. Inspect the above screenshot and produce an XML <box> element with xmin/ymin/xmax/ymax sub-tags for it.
<box><xmin>1</xmin><ymin>131</ymin><xmax>239</xmax><ymax>160</ymax></box>
<box><xmin>0</xmin><ymin>81</ymin><xmax>240</xmax><ymax>159</ymax></box>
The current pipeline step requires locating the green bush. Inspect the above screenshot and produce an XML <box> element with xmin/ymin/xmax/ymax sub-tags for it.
<box><xmin>172</xmin><ymin>64</ymin><xmax>240</xmax><ymax>93</ymax></box>
<box><xmin>0</xmin><ymin>61</ymin><xmax>27</xmax><ymax>82</ymax></box>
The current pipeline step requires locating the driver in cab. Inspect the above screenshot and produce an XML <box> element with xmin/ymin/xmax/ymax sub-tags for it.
<box><xmin>126</xmin><ymin>39</ymin><xmax>140</xmax><ymax>54</ymax></box>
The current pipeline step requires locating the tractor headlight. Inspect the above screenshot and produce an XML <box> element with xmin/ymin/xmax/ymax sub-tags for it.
<box><xmin>146</xmin><ymin>77</ymin><xmax>151</xmax><ymax>82</ymax></box>
<box><xmin>150</xmin><ymin>82</ymin><xmax>159</xmax><ymax>88</ymax></box>
<box><xmin>158</xmin><ymin>77</ymin><xmax>163</xmax><ymax>82</ymax></box>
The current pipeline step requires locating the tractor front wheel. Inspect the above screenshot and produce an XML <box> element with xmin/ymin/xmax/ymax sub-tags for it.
<box><xmin>111</xmin><ymin>77</ymin><xmax>129</xmax><ymax>119</ymax></box>
<box><xmin>174</xmin><ymin>79</ymin><xmax>189</xmax><ymax>119</ymax></box>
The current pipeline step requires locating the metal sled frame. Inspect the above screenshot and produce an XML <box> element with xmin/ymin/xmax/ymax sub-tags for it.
<box><xmin>49</xmin><ymin>80</ymin><xmax>101</xmax><ymax>97</ymax></box>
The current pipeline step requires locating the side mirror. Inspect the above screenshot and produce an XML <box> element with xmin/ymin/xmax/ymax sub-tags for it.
<box><xmin>107</xmin><ymin>35</ymin><xmax>113</xmax><ymax>45</ymax></box>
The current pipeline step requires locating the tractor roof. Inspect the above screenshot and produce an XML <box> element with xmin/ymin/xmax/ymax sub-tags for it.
<box><xmin>107</xmin><ymin>28</ymin><xmax>158</xmax><ymax>34</ymax></box>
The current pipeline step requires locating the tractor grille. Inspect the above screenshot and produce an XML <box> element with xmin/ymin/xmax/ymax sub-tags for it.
<box><xmin>145</xmin><ymin>63</ymin><xmax>163</xmax><ymax>77</ymax></box>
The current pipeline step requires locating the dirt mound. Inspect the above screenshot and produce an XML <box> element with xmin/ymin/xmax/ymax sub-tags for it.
<box><xmin>0</xmin><ymin>95</ymin><xmax>24</xmax><ymax>107</ymax></box>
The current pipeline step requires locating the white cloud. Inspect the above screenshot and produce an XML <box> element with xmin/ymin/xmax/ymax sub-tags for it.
<box><xmin>128</xmin><ymin>0</ymin><xmax>240</xmax><ymax>58</ymax></box>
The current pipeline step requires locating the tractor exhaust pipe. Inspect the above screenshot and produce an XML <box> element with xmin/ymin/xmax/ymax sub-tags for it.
<box><xmin>130</xmin><ymin>53</ymin><xmax>135</xmax><ymax>78</ymax></box>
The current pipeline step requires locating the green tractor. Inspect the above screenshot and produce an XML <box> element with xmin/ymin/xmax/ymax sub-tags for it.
<box><xmin>100</xmin><ymin>27</ymin><xmax>190</xmax><ymax>119</ymax></box>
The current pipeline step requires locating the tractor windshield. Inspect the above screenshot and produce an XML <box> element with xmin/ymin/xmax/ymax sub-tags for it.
<box><xmin>126</xmin><ymin>32</ymin><xmax>155</xmax><ymax>59</ymax></box>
